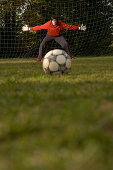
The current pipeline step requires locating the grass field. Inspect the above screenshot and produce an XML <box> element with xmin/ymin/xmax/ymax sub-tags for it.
<box><xmin>0</xmin><ymin>56</ymin><xmax>113</xmax><ymax>170</ymax></box>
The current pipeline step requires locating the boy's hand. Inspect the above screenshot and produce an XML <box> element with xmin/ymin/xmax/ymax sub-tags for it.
<box><xmin>79</xmin><ymin>24</ymin><xmax>86</xmax><ymax>31</ymax></box>
<box><xmin>22</xmin><ymin>25</ymin><xmax>30</xmax><ymax>31</ymax></box>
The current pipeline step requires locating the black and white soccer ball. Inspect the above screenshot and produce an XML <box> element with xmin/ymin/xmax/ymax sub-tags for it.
<box><xmin>43</xmin><ymin>49</ymin><xmax>71</xmax><ymax>75</ymax></box>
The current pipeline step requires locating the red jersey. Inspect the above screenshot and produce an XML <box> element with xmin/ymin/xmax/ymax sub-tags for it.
<box><xmin>30</xmin><ymin>20</ymin><xmax>79</xmax><ymax>37</ymax></box>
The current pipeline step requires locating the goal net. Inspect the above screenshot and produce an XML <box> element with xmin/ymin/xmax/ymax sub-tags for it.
<box><xmin>0</xmin><ymin>0</ymin><xmax>113</xmax><ymax>59</ymax></box>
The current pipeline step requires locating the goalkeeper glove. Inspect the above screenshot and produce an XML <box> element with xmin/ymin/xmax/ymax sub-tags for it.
<box><xmin>22</xmin><ymin>25</ymin><xmax>30</xmax><ymax>31</ymax></box>
<box><xmin>79</xmin><ymin>24</ymin><xmax>86</xmax><ymax>31</ymax></box>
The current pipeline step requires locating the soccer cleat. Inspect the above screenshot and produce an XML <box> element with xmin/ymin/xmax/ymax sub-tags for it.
<box><xmin>71</xmin><ymin>57</ymin><xmax>77</xmax><ymax>59</ymax></box>
<box><xmin>35</xmin><ymin>58</ymin><xmax>41</xmax><ymax>61</ymax></box>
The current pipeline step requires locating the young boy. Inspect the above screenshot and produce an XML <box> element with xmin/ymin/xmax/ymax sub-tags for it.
<box><xmin>22</xmin><ymin>16</ymin><xmax>86</xmax><ymax>61</ymax></box>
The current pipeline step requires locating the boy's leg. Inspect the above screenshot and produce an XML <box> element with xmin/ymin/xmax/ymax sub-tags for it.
<box><xmin>54</xmin><ymin>35</ymin><xmax>73</xmax><ymax>58</ymax></box>
<box><xmin>38</xmin><ymin>35</ymin><xmax>53</xmax><ymax>60</ymax></box>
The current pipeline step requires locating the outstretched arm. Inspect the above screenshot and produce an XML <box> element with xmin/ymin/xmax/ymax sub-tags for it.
<box><xmin>30</xmin><ymin>21</ymin><xmax>49</xmax><ymax>31</ymax></box>
<box><xmin>61</xmin><ymin>22</ymin><xmax>86</xmax><ymax>31</ymax></box>
<box><xmin>22</xmin><ymin>21</ymin><xmax>50</xmax><ymax>31</ymax></box>
<box><xmin>61</xmin><ymin>22</ymin><xmax>79</xmax><ymax>30</ymax></box>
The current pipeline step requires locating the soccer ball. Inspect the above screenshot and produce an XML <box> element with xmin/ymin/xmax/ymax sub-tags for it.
<box><xmin>43</xmin><ymin>49</ymin><xmax>71</xmax><ymax>75</ymax></box>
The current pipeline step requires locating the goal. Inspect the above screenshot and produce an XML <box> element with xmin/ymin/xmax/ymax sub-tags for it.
<box><xmin>0</xmin><ymin>0</ymin><xmax>113</xmax><ymax>58</ymax></box>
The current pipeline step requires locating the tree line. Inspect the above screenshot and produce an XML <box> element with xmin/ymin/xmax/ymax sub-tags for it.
<box><xmin>0</xmin><ymin>0</ymin><xmax>113</xmax><ymax>58</ymax></box>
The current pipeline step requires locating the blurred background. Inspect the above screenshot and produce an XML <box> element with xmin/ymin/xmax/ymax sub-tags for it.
<box><xmin>0</xmin><ymin>0</ymin><xmax>113</xmax><ymax>58</ymax></box>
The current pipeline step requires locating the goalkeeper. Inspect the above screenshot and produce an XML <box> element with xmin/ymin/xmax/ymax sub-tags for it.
<box><xmin>22</xmin><ymin>16</ymin><xmax>86</xmax><ymax>61</ymax></box>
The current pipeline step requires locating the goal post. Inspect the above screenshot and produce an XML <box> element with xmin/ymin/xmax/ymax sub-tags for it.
<box><xmin>0</xmin><ymin>0</ymin><xmax>113</xmax><ymax>59</ymax></box>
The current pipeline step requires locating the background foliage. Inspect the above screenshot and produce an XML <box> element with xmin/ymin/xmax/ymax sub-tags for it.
<box><xmin>0</xmin><ymin>0</ymin><xmax>113</xmax><ymax>58</ymax></box>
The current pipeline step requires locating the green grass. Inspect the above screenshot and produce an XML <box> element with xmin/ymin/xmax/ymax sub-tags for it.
<box><xmin>0</xmin><ymin>56</ymin><xmax>113</xmax><ymax>170</ymax></box>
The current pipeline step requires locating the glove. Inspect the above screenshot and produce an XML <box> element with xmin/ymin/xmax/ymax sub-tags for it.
<box><xmin>22</xmin><ymin>25</ymin><xmax>30</xmax><ymax>31</ymax></box>
<box><xmin>79</xmin><ymin>24</ymin><xmax>86</xmax><ymax>31</ymax></box>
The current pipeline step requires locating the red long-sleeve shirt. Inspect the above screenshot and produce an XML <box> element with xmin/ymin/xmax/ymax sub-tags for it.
<box><xmin>30</xmin><ymin>20</ymin><xmax>79</xmax><ymax>37</ymax></box>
